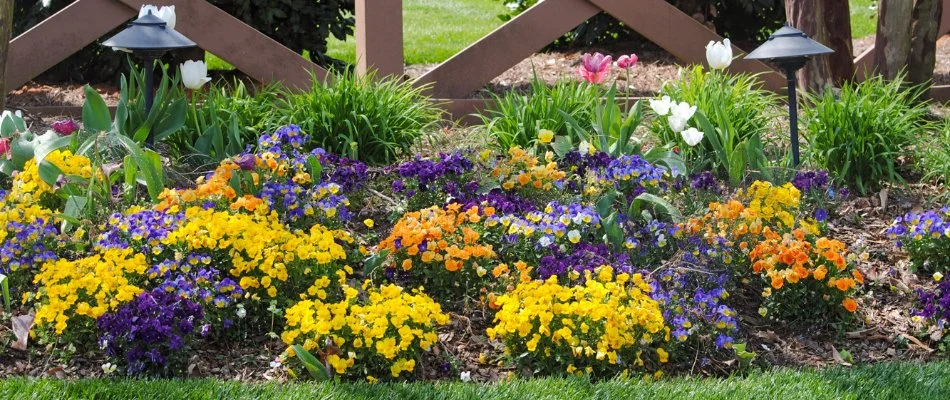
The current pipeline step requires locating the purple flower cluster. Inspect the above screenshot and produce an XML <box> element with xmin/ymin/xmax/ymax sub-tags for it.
<box><xmin>690</xmin><ymin>171</ymin><xmax>720</xmax><ymax>193</ymax></box>
<box><xmin>259</xmin><ymin>181</ymin><xmax>351</xmax><ymax>225</ymax></box>
<box><xmin>98</xmin><ymin>289</ymin><xmax>205</xmax><ymax>376</ymax></box>
<box><xmin>317</xmin><ymin>151</ymin><xmax>369</xmax><ymax>193</ymax></box>
<box><xmin>96</xmin><ymin>210</ymin><xmax>183</xmax><ymax>255</ymax></box>
<box><xmin>559</xmin><ymin>150</ymin><xmax>613</xmax><ymax>177</ymax></box>
<box><xmin>887</xmin><ymin>207</ymin><xmax>950</xmax><ymax>273</ymax></box>
<box><xmin>537</xmin><ymin>243</ymin><xmax>632</xmax><ymax>280</ymax></box>
<box><xmin>915</xmin><ymin>278</ymin><xmax>950</xmax><ymax>327</ymax></box>
<box><xmin>147</xmin><ymin>254</ymin><xmax>243</xmax><ymax>311</ymax></box>
<box><xmin>457</xmin><ymin>191</ymin><xmax>538</xmax><ymax>215</ymax></box>
<box><xmin>390</xmin><ymin>151</ymin><xmax>478</xmax><ymax>209</ymax></box>
<box><xmin>651</xmin><ymin>269</ymin><xmax>737</xmax><ymax>349</ymax></box>
<box><xmin>258</xmin><ymin>124</ymin><xmax>308</xmax><ymax>156</ymax></box>
<box><xmin>599</xmin><ymin>155</ymin><xmax>667</xmax><ymax>192</ymax></box>
<box><xmin>0</xmin><ymin>217</ymin><xmax>58</xmax><ymax>275</ymax></box>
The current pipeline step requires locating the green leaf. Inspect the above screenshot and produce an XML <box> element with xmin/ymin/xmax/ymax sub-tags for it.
<box><xmin>551</xmin><ymin>135</ymin><xmax>574</xmax><ymax>159</ymax></box>
<box><xmin>114</xmin><ymin>134</ymin><xmax>164</xmax><ymax>201</ymax></box>
<box><xmin>152</xmin><ymin>98</ymin><xmax>187</xmax><ymax>142</ymax></box>
<box><xmin>37</xmin><ymin>161</ymin><xmax>64</xmax><ymax>187</ymax></box>
<box><xmin>291</xmin><ymin>345</ymin><xmax>329</xmax><ymax>381</ymax></box>
<box><xmin>363</xmin><ymin>249</ymin><xmax>391</xmax><ymax>277</ymax></box>
<box><xmin>59</xmin><ymin>196</ymin><xmax>88</xmax><ymax>232</ymax></box>
<box><xmin>595</xmin><ymin>190</ymin><xmax>617</xmax><ymax>220</ymax></box>
<box><xmin>82</xmin><ymin>85</ymin><xmax>113</xmax><ymax>133</ymax></box>
<box><xmin>633</xmin><ymin>193</ymin><xmax>683</xmax><ymax>223</ymax></box>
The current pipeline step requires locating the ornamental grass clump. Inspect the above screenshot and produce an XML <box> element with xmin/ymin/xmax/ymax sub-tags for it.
<box><xmin>888</xmin><ymin>207</ymin><xmax>950</xmax><ymax>274</ymax></box>
<box><xmin>97</xmin><ymin>288</ymin><xmax>205</xmax><ymax>376</ymax></box>
<box><xmin>802</xmin><ymin>74</ymin><xmax>930</xmax><ymax>195</ymax></box>
<box><xmin>281</xmin><ymin>282</ymin><xmax>449</xmax><ymax>381</ymax></box>
<box><xmin>487</xmin><ymin>266</ymin><xmax>669</xmax><ymax>378</ymax></box>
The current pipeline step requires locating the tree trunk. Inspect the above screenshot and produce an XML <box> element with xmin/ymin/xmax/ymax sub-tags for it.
<box><xmin>874</xmin><ymin>0</ymin><xmax>914</xmax><ymax>79</ymax></box>
<box><xmin>785</xmin><ymin>0</ymin><xmax>855</xmax><ymax>92</ymax></box>
<box><xmin>907</xmin><ymin>0</ymin><xmax>942</xmax><ymax>86</ymax></box>
<box><xmin>0</xmin><ymin>0</ymin><xmax>12</xmax><ymax>111</ymax></box>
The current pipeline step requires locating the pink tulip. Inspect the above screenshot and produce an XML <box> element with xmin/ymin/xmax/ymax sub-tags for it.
<box><xmin>616</xmin><ymin>54</ymin><xmax>638</xmax><ymax>69</ymax></box>
<box><xmin>0</xmin><ymin>138</ymin><xmax>11</xmax><ymax>161</ymax></box>
<box><xmin>578</xmin><ymin>52</ymin><xmax>612</xmax><ymax>84</ymax></box>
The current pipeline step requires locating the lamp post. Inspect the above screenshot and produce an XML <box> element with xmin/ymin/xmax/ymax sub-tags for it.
<box><xmin>745</xmin><ymin>25</ymin><xmax>833</xmax><ymax>168</ymax></box>
<box><xmin>102</xmin><ymin>11</ymin><xmax>195</xmax><ymax>146</ymax></box>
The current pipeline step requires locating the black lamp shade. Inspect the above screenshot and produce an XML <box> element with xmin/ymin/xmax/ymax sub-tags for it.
<box><xmin>745</xmin><ymin>25</ymin><xmax>833</xmax><ymax>62</ymax></box>
<box><xmin>102</xmin><ymin>12</ymin><xmax>195</xmax><ymax>52</ymax></box>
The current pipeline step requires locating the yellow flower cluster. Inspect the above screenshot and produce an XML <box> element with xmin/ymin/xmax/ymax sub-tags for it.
<box><xmin>282</xmin><ymin>282</ymin><xmax>449</xmax><ymax>380</ymax></box>
<box><xmin>487</xmin><ymin>266</ymin><xmax>669</xmax><ymax>376</ymax></box>
<box><xmin>6</xmin><ymin>149</ymin><xmax>93</xmax><ymax>203</ymax></box>
<box><xmin>162</xmin><ymin>206</ymin><xmax>348</xmax><ymax>299</ymax></box>
<box><xmin>737</xmin><ymin>181</ymin><xmax>800</xmax><ymax>228</ymax></box>
<box><xmin>33</xmin><ymin>249</ymin><xmax>147</xmax><ymax>334</ymax></box>
<box><xmin>491</xmin><ymin>147</ymin><xmax>566</xmax><ymax>192</ymax></box>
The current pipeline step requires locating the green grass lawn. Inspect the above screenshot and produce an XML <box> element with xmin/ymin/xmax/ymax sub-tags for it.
<box><xmin>2</xmin><ymin>362</ymin><xmax>949</xmax><ymax>400</ymax></box>
<box><xmin>209</xmin><ymin>0</ymin><xmax>879</xmax><ymax>70</ymax></box>
<box><xmin>850</xmin><ymin>0</ymin><xmax>879</xmax><ymax>39</ymax></box>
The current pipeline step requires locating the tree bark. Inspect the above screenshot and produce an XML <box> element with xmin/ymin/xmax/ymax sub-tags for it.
<box><xmin>785</xmin><ymin>0</ymin><xmax>855</xmax><ymax>92</ymax></box>
<box><xmin>907</xmin><ymin>0</ymin><xmax>942</xmax><ymax>86</ymax></box>
<box><xmin>0</xmin><ymin>0</ymin><xmax>12</xmax><ymax>111</ymax></box>
<box><xmin>873</xmin><ymin>0</ymin><xmax>914</xmax><ymax>79</ymax></box>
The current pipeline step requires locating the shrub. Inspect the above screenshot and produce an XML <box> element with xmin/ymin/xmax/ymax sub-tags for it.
<box><xmin>480</xmin><ymin>79</ymin><xmax>598</xmax><ymax>150</ymax></box>
<box><xmin>650</xmin><ymin>67</ymin><xmax>779</xmax><ymax>180</ymax></box>
<box><xmin>888</xmin><ymin>207</ymin><xmax>950</xmax><ymax>274</ymax></box>
<box><xmin>487</xmin><ymin>267</ymin><xmax>669</xmax><ymax>378</ymax></box>
<box><xmin>802</xmin><ymin>75</ymin><xmax>930</xmax><ymax>195</ymax></box>
<box><xmin>97</xmin><ymin>289</ymin><xmax>205</xmax><ymax>376</ymax></box>
<box><xmin>208</xmin><ymin>0</ymin><xmax>355</xmax><ymax>66</ymax></box>
<box><xmin>277</xmin><ymin>72</ymin><xmax>442</xmax><ymax>165</ymax></box>
<box><xmin>281</xmin><ymin>283</ymin><xmax>449</xmax><ymax>381</ymax></box>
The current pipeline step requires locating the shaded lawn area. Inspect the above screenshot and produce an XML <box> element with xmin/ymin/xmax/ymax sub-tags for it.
<box><xmin>2</xmin><ymin>362</ymin><xmax>948</xmax><ymax>400</ymax></box>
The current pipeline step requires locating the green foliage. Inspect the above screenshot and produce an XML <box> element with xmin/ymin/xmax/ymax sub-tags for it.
<box><xmin>651</xmin><ymin>67</ymin><xmax>778</xmax><ymax>182</ymax></box>
<box><xmin>103</xmin><ymin>64</ymin><xmax>188</xmax><ymax>146</ymax></box>
<box><xmin>481</xmin><ymin>79</ymin><xmax>599</xmax><ymax>150</ymax></box>
<box><xmin>277</xmin><ymin>72</ymin><xmax>443</xmax><ymax>165</ymax></box>
<box><xmin>173</xmin><ymin>80</ymin><xmax>283</xmax><ymax>163</ymax></box>
<box><xmin>917</xmin><ymin>117</ymin><xmax>950</xmax><ymax>187</ymax></box>
<box><xmin>802</xmin><ymin>75</ymin><xmax>930</xmax><ymax>195</ymax></box>
<box><xmin>208</xmin><ymin>0</ymin><xmax>354</xmax><ymax>66</ymax></box>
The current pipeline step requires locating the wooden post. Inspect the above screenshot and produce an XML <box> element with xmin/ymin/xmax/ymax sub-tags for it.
<box><xmin>0</xmin><ymin>0</ymin><xmax>11</xmax><ymax>110</ymax></box>
<box><xmin>785</xmin><ymin>0</ymin><xmax>854</xmax><ymax>91</ymax></box>
<box><xmin>907</xmin><ymin>0</ymin><xmax>943</xmax><ymax>87</ymax></box>
<box><xmin>874</xmin><ymin>0</ymin><xmax>914</xmax><ymax>80</ymax></box>
<box><xmin>356</xmin><ymin>0</ymin><xmax>403</xmax><ymax>78</ymax></box>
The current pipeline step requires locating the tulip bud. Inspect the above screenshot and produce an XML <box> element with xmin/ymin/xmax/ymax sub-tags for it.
<box><xmin>705</xmin><ymin>39</ymin><xmax>733</xmax><ymax>70</ymax></box>
<box><xmin>180</xmin><ymin>60</ymin><xmax>212</xmax><ymax>90</ymax></box>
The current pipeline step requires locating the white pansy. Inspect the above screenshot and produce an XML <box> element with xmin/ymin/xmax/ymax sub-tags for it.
<box><xmin>180</xmin><ymin>60</ymin><xmax>212</xmax><ymax>90</ymax></box>
<box><xmin>705</xmin><ymin>38</ymin><xmax>733</xmax><ymax>70</ymax></box>
<box><xmin>680</xmin><ymin>127</ymin><xmax>704</xmax><ymax>146</ymax></box>
<box><xmin>649</xmin><ymin>95</ymin><xmax>673</xmax><ymax>116</ymax></box>
<box><xmin>460</xmin><ymin>371</ymin><xmax>472</xmax><ymax>382</ymax></box>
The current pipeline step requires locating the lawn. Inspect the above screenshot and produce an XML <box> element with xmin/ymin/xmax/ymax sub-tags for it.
<box><xmin>850</xmin><ymin>0</ymin><xmax>879</xmax><ymax>38</ymax></box>
<box><xmin>2</xmin><ymin>363</ymin><xmax>947</xmax><ymax>400</ymax></box>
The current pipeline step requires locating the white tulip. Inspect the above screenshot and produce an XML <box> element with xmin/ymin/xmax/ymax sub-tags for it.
<box><xmin>668</xmin><ymin>115</ymin><xmax>688</xmax><ymax>133</ymax></box>
<box><xmin>180</xmin><ymin>60</ymin><xmax>212</xmax><ymax>90</ymax></box>
<box><xmin>705</xmin><ymin>39</ymin><xmax>733</xmax><ymax>70</ymax></box>
<box><xmin>670</xmin><ymin>101</ymin><xmax>697</xmax><ymax>122</ymax></box>
<box><xmin>1</xmin><ymin>110</ymin><xmax>22</xmax><ymax>120</ymax></box>
<box><xmin>649</xmin><ymin>95</ymin><xmax>673</xmax><ymax>116</ymax></box>
<box><xmin>139</xmin><ymin>5</ymin><xmax>176</xmax><ymax>29</ymax></box>
<box><xmin>681</xmin><ymin>127</ymin><xmax>704</xmax><ymax>146</ymax></box>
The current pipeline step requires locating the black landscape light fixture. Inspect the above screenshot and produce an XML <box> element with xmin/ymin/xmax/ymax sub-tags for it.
<box><xmin>745</xmin><ymin>25</ymin><xmax>833</xmax><ymax>168</ymax></box>
<box><xmin>102</xmin><ymin>10</ymin><xmax>195</xmax><ymax>145</ymax></box>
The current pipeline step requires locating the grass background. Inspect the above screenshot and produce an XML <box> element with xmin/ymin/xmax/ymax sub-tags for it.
<box><xmin>208</xmin><ymin>1</ymin><xmax>880</xmax><ymax>70</ymax></box>
<box><xmin>1</xmin><ymin>362</ymin><xmax>947</xmax><ymax>400</ymax></box>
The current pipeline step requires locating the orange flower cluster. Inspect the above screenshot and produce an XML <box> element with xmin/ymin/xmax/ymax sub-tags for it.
<box><xmin>490</xmin><ymin>147</ymin><xmax>566</xmax><ymax>192</ymax></box>
<box><xmin>750</xmin><ymin>229</ymin><xmax>863</xmax><ymax>314</ymax></box>
<box><xmin>379</xmin><ymin>204</ymin><xmax>496</xmax><ymax>273</ymax></box>
<box><xmin>156</xmin><ymin>160</ymin><xmax>264</xmax><ymax>214</ymax></box>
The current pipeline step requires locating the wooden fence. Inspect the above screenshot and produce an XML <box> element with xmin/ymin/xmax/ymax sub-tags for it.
<box><xmin>6</xmin><ymin>0</ymin><xmax>950</xmax><ymax>120</ymax></box>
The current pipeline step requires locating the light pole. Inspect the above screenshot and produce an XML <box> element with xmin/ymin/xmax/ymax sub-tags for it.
<box><xmin>745</xmin><ymin>25</ymin><xmax>834</xmax><ymax>168</ymax></box>
<box><xmin>102</xmin><ymin>11</ymin><xmax>195</xmax><ymax>146</ymax></box>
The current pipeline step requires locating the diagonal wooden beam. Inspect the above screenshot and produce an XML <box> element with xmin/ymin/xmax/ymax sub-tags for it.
<box><xmin>6</xmin><ymin>0</ymin><xmax>134</xmax><ymax>90</ymax></box>
<box><xmin>413</xmin><ymin>0</ymin><xmax>600</xmax><ymax>99</ymax></box>
<box><xmin>589</xmin><ymin>0</ymin><xmax>785</xmax><ymax>91</ymax></box>
<box><xmin>118</xmin><ymin>0</ymin><xmax>325</xmax><ymax>90</ymax></box>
